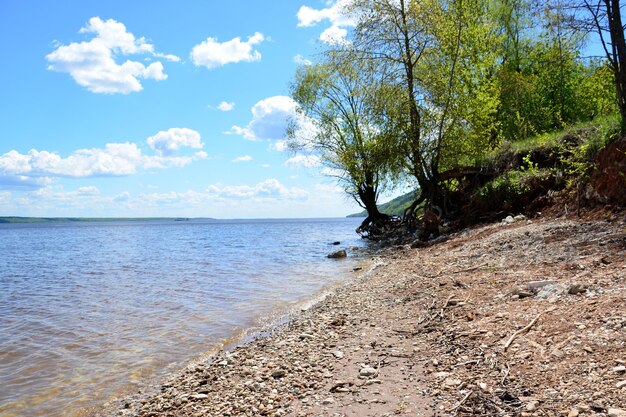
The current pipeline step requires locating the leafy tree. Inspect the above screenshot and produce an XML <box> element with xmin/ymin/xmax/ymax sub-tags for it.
<box><xmin>288</xmin><ymin>50</ymin><xmax>402</xmax><ymax>234</ymax></box>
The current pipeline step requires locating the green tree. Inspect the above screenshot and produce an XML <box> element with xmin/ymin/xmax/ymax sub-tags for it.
<box><xmin>288</xmin><ymin>50</ymin><xmax>402</xmax><ymax>235</ymax></box>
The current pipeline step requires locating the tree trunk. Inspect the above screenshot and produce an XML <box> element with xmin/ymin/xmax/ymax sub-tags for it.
<box><xmin>607</xmin><ymin>0</ymin><xmax>626</xmax><ymax>133</ymax></box>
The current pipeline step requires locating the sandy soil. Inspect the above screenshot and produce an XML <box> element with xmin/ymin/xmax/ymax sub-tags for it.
<box><xmin>109</xmin><ymin>212</ymin><xmax>626</xmax><ymax>417</ymax></box>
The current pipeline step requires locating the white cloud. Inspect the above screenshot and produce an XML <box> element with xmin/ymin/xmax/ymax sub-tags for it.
<box><xmin>284</xmin><ymin>154</ymin><xmax>321</xmax><ymax>168</ymax></box>
<box><xmin>0</xmin><ymin>128</ymin><xmax>205</xmax><ymax>186</ymax></box>
<box><xmin>206</xmin><ymin>179</ymin><xmax>308</xmax><ymax>201</ymax></box>
<box><xmin>217</xmin><ymin>101</ymin><xmax>235</xmax><ymax>112</ymax></box>
<box><xmin>228</xmin><ymin>96</ymin><xmax>301</xmax><ymax>141</ymax></box>
<box><xmin>146</xmin><ymin>128</ymin><xmax>204</xmax><ymax>156</ymax></box>
<box><xmin>293</xmin><ymin>54</ymin><xmax>312</xmax><ymax>66</ymax></box>
<box><xmin>232</xmin><ymin>155</ymin><xmax>253</xmax><ymax>163</ymax></box>
<box><xmin>77</xmin><ymin>186</ymin><xmax>100</xmax><ymax>195</ymax></box>
<box><xmin>46</xmin><ymin>17</ymin><xmax>177</xmax><ymax>94</ymax></box>
<box><xmin>191</xmin><ymin>32</ymin><xmax>265</xmax><ymax>69</ymax></box>
<box><xmin>113</xmin><ymin>191</ymin><xmax>131</xmax><ymax>202</ymax></box>
<box><xmin>297</xmin><ymin>0</ymin><xmax>356</xmax><ymax>45</ymax></box>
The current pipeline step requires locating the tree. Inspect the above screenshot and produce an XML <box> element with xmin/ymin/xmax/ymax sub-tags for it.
<box><xmin>582</xmin><ymin>0</ymin><xmax>626</xmax><ymax>132</ymax></box>
<box><xmin>288</xmin><ymin>50</ymin><xmax>402</xmax><ymax>235</ymax></box>
<box><xmin>349</xmin><ymin>0</ymin><xmax>501</xmax><ymax>220</ymax></box>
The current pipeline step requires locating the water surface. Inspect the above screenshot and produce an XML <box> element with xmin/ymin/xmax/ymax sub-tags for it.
<box><xmin>0</xmin><ymin>218</ymin><xmax>364</xmax><ymax>416</ymax></box>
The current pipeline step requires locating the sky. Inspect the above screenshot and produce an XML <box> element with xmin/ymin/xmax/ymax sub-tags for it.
<box><xmin>0</xmin><ymin>0</ymin><xmax>366</xmax><ymax>218</ymax></box>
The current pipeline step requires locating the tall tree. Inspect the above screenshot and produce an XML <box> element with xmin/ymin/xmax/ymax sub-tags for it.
<box><xmin>288</xmin><ymin>50</ymin><xmax>402</xmax><ymax>235</ymax></box>
<box><xmin>583</xmin><ymin>0</ymin><xmax>626</xmax><ymax>132</ymax></box>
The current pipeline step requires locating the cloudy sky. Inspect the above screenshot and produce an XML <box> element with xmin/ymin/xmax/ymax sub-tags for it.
<box><xmin>0</xmin><ymin>0</ymin><xmax>368</xmax><ymax>218</ymax></box>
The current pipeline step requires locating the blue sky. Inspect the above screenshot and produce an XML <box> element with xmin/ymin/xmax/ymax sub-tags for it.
<box><xmin>0</xmin><ymin>0</ymin><xmax>364</xmax><ymax>218</ymax></box>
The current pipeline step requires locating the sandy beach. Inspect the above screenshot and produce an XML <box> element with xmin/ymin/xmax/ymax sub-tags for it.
<box><xmin>109</xmin><ymin>213</ymin><xmax>626</xmax><ymax>417</ymax></box>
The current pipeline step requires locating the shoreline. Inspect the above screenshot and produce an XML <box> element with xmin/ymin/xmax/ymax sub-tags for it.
<box><xmin>108</xmin><ymin>214</ymin><xmax>626</xmax><ymax>416</ymax></box>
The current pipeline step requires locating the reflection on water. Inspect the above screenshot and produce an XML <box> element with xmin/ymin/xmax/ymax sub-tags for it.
<box><xmin>0</xmin><ymin>218</ymin><xmax>364</xmax><ymax>416</ymax></box>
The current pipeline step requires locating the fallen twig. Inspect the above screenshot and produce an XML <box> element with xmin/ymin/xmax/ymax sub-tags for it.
<box><xmin>446</xmin><ymin>390</ymin><xmax>472</xmax><ymax>413</ymax></box>
<box><xmin>503</xmin><ymin>309</ymin><xmax>555</xmax><ymax>351</ymax></box>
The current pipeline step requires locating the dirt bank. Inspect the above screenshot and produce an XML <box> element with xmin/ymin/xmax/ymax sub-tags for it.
<box><xmin>110</xmin><ymin>212</ymin><xmax>626</xmax><ymax>416</ymax></box>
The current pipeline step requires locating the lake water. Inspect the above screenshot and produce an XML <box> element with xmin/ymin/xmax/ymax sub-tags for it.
<box><xmin>0</xmin><ymin>218</ymin><xmax>364</xmax><ymax>416</ymax></box>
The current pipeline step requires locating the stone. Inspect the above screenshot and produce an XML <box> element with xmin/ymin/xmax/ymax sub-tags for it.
<box><xmin>359</xmin><ymin>367</ymin><xmax>378</xmax><ymax>378</ymax></box>
<box><xmin>514</xmin><ymin>214</ymin><xmax>527</xmax><ymax>221</ymax></box>
<box><xmin>526</xmin><ymin>280</ymin><xmax>556</xmax><ymax>291</ymax></box>
<box><xmin>608</xmin><ymin>408</ymin><xmax>626</xmax><ymax>416</ymax></box>
<box><xmin>568</xmin><ymin>409</ymin><xmax>579</xmax><ymax>417</ymax></box>
<box><xmin>433</xmin><ymin>371</ymin><xmax>450</xmax><ymax>379</ymax></box>
<box><xmin>612</xmin><ymin>366</ymin><xmax>626</xmax><ymax>373</ymax></box>
<box><xmin>568</xmin><ymin>284</ymin><xmax>588</xmax><ymax>295</ymax></box>
<box><xmin>332</xmin><ymin>241</ymin><xmax>341</xmax><ymax>245</ymax></box>
<box><xmin>503</xmin><ymin>215</ymin><xmax>515</xmax><ymax>224</ymax></box>
<box><xmin>616</xmin><ymin>380</ymin><xmax>626</xmax><ymax>388</ymax></box>
<box><xmin>443</xmin><ymin>378</ymin><xmax>462</xmax><ymax>387</ymax></box>
<box><xmin>327</xmin><ymin>250</ymin><xmax>347</xmax><ymax>259</ymax></box>
<box><xmin>271</xmin><ymin>369</ymin><xmax>286</xmax><ymax>378</ymax></box>
<box><xmin>332</xmin><ymin>351</ymin><xmax>344</xmax><ymax>359</ymax></box>
<box><xmin>526</xmin><ymin>400</ymin><xmax>539</xmax><ymax>411</ymax></box>
<box><xmin>321</xmin><ymin>398</ymin><xmax>334</xmax><ymax>405</ymax></box>
<box><xmin>536</xmin><ymin>284</ymin><xmax>565</xmax><ymax>299</ymax></box>
<box><xmin>191</xmin><ymin>394</ymin><xmax>208</xmax><ymax>400</ymax></box>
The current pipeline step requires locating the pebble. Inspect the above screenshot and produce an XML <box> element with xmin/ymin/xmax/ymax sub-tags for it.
<box><xmin>526</xmin><ymin>400</ymin><xmax>539</xmax><ymax>411</ymax></box>
<box><xmin>608</xmin><ymin>408</ymin><xmax>626</xmax><ymax>417</ymax></box>
<box><xmin>616</xmin><ymin>380</ymin><xmax>626</xmax><ymax>388</ymax></box>
<box><xmin>332</xmin><ymin>351</ymin><xmax>344</xmax><ymax>359</ymax></box>
<box><xmin>612</xmin><ymin>366</ymin><xmax>626</xmax><ymax>373</ymax></box>
<box><xmin>359</xmin><ymin>367</ymin><xmax>378</xmax><ymax>378</ymax></box>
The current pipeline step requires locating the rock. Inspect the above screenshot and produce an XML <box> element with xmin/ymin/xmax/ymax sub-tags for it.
<box><xmin>332</xmin><ymin>351</ymin><xmax>344</xmax><ymax>359</ymax></box>
<box><xmin>443</xmin><ymin>378</ymin><xmax>462</xmax><ymax>387</ymax></box>
<box><xmin>433</xmin><ymin>371</ymin><xmax>450</xmax><ymax>379</ymax></box>
<box><xmin>514</xmin><ymin>214</ymin><xmax>527</xmax><ymax>222</ymax></box>
<box><xmin>327</xmin><ymin>250</ymin><xmax>347</xmax><ymax>259</ymax></box>
<box><xmin>503</xmin><ymin>215</ymin><xmax>515</xmax><ymax>224</ymax></box>
<box><xmin>616</xmin><ymin>380</ymin><xmax>626</xmax><ymax>388</ymax></box>
<box><xmin>536</xmin><ymin>284</ymin><xmax>565</xmax><ymax>299</ymax></box>
<box><xmin>526</xmin><ymin>280</ymin><xmax>556</xmax><ymax>291</ymax></box>
<box><xmin>299</xmin><ymin>333</ymin><xmax>315</xmax><ymax>340</ymax></box>
<box><xmin>568</xmin><ymin>409</ymin><xmax>579</xmax><ymax>417</ymax></box>
<box><xmin>568</xmin><ymin>284</ymin><xmax>588</xmax><ymax>295</ymax></box>
<box><xmin>332</xmin><ymin>241</ymin><xmax>341</xmax><ymax>245</ymax></box>
<box><xmin>608</xmin><ymin>408</ymin><xmax>626</xmax><ymax>416</ymax></box>
<box><xmin>271</xmin><ymin>369</ymin><xmax>286</xmax><ymax>378</ymax></box>
<box><xmin>321</xmin><ymin>398</ymin><xmax>334</xmax><ymax>405</ymax></box>
<box><xmin>359</xmin><ymin>367</ymin><xmax>378</xmax><ymax>378</ymax></box>
<box><xmin>526</xmin><ymin>400</ymin><xmax>539</xmax><ymax>411</ymax></box>
<box><xmin>612</xmin><ymin>366</ymin><xmax>626</xmax><ymax>373</ymax></box>
<box><xmin>191</xmin><ymin>394</ymin><xmax>208</xmax><ymax>400</ymax></box>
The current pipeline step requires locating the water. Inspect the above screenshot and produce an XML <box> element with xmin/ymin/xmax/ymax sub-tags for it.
<box><xmin>0</xmin><ymin>218</ymin><xmax>365</xmax><ymax>416</ymax></box>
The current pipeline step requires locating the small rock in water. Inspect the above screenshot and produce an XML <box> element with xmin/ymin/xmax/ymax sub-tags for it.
<box><xmin>327</xmin><ymin>249</ymin><xmax>347</xmax><ymax>259</ymax></box>
<box><xmin>359</xmin><ymin>367</ymin><xmax>378</xmax><ymax>378</ymax></box>
<box><xmin>332</xmin><ymin>241</ymin><xmax>341</xmax><ymax>245</ymax></box>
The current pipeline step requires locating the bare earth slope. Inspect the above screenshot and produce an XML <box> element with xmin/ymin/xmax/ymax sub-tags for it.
<box><xmin>112</xmin><ymin>214</ymin><xmax>626</xmax><ymax>417</ymax></box>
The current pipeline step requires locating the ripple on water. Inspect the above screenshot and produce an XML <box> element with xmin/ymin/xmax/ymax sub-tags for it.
<box><xmin>0</xmin><ymin>218</ymin><xmax>365</xmax><ymax>416</ymax></box>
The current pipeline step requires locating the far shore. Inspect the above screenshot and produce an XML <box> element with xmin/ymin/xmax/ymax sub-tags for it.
<box><xmin>107</xmin><ymin>212</ymin><xmax>626</xmax><ymax>417</ymax></box>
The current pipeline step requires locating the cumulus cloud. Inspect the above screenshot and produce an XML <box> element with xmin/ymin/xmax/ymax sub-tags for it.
<box><xmin>146</xmin><ymin>128</ymin><xmax>204</xmax><ymax>157</ymax></box>
<box><xmin>297</xmin><ymin>0</ymin><xmax>355</xmax><ymax>45</ymax></box>
<box><xmin>46</xmin><ymin>17</ymin><xmax>177</xmax><ymax>94</ymax></box>
<box><xmin>191</xmin><ymin>32</ymin><xmax>265</xmax><ymax>69</ymax></box>
<box><xmin>228</xmin><ymin>95</ymin><xmax>313</xmax><ymax>142</ymax></box>
<box><xmin>217</xmin><ymin>101</ymin><xmax>235</xmax><ymax>111</ymax></box>
<box><xmin>0</xmin><ymin>128</ymin><xmax>205</xmax><ymax>188</ymax></box>
<box><xmin>232</xmin><ymin>155</ymin><xmax>253</xmax><ymax>163</ymax></box>
<box><xmin>284</xmin><ymin>154</ymin><xmax>321</xmax><ymax>168</ymax></box>
<box><xmin>293</xmin><ymin>54</ymin><xmax>312</xmax><ymax>66</ymax></box>
<box><xmin>206</xmin><ymin>179</ymin><xmax>308</xmax><ymax>201</ymax></box>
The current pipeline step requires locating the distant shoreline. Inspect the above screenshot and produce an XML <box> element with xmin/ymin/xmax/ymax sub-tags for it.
<box><xmin>0</xmin><ymin>216</ymin><xmax>197</xmax><ymax>224</ymax></box>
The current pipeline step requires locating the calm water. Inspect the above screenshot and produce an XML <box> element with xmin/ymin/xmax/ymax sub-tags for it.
<box><xmin>0</xmin><ymin>218</ymin><xmax>364</xmax><ymax>416</ymax></box>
